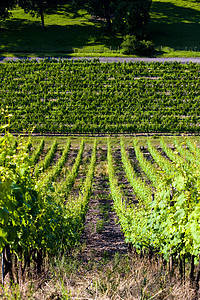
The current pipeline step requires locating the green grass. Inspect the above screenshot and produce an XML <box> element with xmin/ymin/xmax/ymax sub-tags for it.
<box><xmin>149</xmin><ymin>0</ymin><xmax>200</xmax><ymax>56</ymax></box>
<box><xmin>0</xmin><ymin>5</ymin><xmax>122</xmax><ymax>57</ymax></box>
<box><xmin>1</xmin><ymin>1</ymin><xmax>200</xmax><ymax>57</ymax></box>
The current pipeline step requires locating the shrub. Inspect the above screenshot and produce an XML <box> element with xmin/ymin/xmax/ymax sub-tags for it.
<box><xmin>121</xmin><ymin>35</ymin><xmax>155</xmax><ymax>56</ymax></box>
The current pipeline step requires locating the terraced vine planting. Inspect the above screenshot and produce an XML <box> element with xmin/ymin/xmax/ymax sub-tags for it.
<box><xmin>1</xmin><ymin>135</ymin><xmax>200</xmax><ymax>298</ymax></box>
<box><xmin>1</xmin><ymin>60</ymin><xmax>200</xmax><ymax>133</ymax></box>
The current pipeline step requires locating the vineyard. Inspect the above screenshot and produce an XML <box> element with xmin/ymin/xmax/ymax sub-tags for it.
<box><xmin>1</xmin><ymin>60</ymin><xmax>200</xmax><ymax>133</ymax></box>
<box><xmin>1</xmin><ymin>132</ymin><xmax>200</xmax><ymax>298</ymax></box>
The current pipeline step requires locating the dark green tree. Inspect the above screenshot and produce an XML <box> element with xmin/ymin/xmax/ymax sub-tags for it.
<box><xmin>113</xmin><ymin>0</ymin><xmax>152</xmax><ymax>38</ymax></box>
<box><xmin>85</xmin><ymin>0</ymin><xmax>113</xmax><ymax>31</ymax></box>
<box><xmin>83</xmin><ymin>0</ymin><xmax>152</xmax><ymax>37</ymax></box>
<box><xmin>0</xmin><ymin>0</ymin><xmax>16</xmax><ymax>21</ymax></box>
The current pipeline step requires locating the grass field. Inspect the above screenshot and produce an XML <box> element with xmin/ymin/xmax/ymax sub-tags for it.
<box><xmin>149</xmin><ymin>0</ymin><xmax>200</xmax><ymax>57</ymax></box>
<box><xmin>1</xmin><ymin>0</ymin><xmax>200</xmax><ymax>57</ymax></box>
<box><xmin>0</xmin><ymin>5</ymin><xmax>122</xmax><ymax>57</ymax></box>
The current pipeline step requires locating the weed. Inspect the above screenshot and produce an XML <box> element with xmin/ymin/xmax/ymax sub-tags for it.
<box><xmin>96</xmin><ymin>219</ymin><xmax>105</xmax><ymax>233</ymax></box>
<box><xmin>1</xmin><ymin>251</ymin><xmax>196</xmax><ymax>299</ymax></box>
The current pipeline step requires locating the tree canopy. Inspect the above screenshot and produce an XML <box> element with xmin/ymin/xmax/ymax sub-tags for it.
<box><xmin>113</xmin><ymin>0</ymin><xmax>152</xmax><ymax>37</ymax></box>
<box><xmin>84</xmin><ymin>0</ymin><xmax>152</xmax><ymax>37</ymax></box>
<box><xmin>0</xmin><ymin>0</ymin><xmax>16</xmax><ymax>21</ymax></box>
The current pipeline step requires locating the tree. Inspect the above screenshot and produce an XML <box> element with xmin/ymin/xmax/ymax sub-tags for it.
<box><xmin>113</xmin><ymin>0</ymin><xmax>152</xmax><ymax>38</ymax></box>
<box><xmin>18</xmin><ymin>0</ymin><xmax>66</xmax><ymax>29</ymax></box>
<box><xmin>85</xmin><ymin>0</ymin><xmax>113</xmax><ymax>31</ymax></box>
<box><xmin>83</xmin><ymin>0</ymin><xmax>152</xmax><ymax>37</ymax></box>
<box><xmin>0</xmin><ymin>0</ymin><xmax>16</xmax><ymax>21</ymax></box>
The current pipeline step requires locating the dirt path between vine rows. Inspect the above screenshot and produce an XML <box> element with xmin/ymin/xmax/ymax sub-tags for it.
<box><xmin>79</xmin><ymin>146</ymin><xmax>127</xmax><ymax>263</ymax></box>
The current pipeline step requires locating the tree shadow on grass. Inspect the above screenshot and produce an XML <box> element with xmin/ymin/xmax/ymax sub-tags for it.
<box><xmin>0</xmin><ymin>16</ymin><xmax>121</xmax><ymax>55</ymax></box>
<box><xmin>149</xmin><ymin>1</ymin><xmax>200</xmax><ymax>49</ymax></box>
<box><xmin>45</xmin><ymin>4</ymin><xmax>86</xmax><ymax>19</ymax></box>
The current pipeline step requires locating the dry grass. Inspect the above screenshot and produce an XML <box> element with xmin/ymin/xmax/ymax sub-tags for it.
<box><xmin>0</xmin><ymin>249</ymin><xmax>197</xmax><ymax>300</ymax></box>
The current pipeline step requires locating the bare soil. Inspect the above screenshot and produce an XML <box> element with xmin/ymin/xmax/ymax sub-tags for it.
<box><xmin>79</xmin><ymin>147</ymin><xmax>127</xmax><ymax>262</ymax></box>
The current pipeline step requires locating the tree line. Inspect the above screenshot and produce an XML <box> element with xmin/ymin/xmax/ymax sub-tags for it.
<box><xmin>0</xmin><ymin>0</ymin><xmax>152</xmax><ymax>39</ymax></box>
